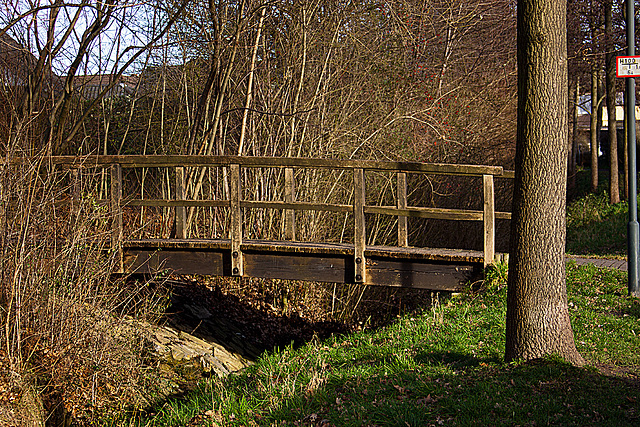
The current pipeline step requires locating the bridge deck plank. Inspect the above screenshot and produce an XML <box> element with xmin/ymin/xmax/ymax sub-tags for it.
<box><xmin>123</xmin><ymin>238</ymin><xmax>483</xmax><ymax>263</ymax></box>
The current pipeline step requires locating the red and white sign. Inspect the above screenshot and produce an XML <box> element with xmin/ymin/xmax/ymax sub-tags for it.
<box><xmin>617</xmin><ymin>56</ymin><xmax>640</xmax><ymax>77</ymax></box>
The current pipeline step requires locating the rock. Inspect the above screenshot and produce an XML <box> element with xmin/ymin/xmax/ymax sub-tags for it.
<box><xmin>139</xmin><ymin>322</ymin><xmax>251</xmax><ymax>377</ymax></box>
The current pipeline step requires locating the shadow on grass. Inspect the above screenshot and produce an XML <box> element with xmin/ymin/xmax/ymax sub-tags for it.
<box><xmin>413</xmin><ymin>350</ymin><xmax>500</xmax><ymax>369</ymax></box>
<box><xmin>624</xmin><ymin>299</ymin><xmax>640</xmax><ymax>319</ymax></box>
<box><xmin>260</xmin><ymin>357</ymin><xmax>640</xmax><ymax>426</ymax></box>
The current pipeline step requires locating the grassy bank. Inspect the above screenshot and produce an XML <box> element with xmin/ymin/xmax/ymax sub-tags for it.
<box><xmin>127</xmin><ymin>262</ymin><xmax>639</xmax><ymax>426</ymax></box>
<box><xmin>566</xmin><ymin>191</ymin><xmax>628</xmax><ymax>258</ymax></box>
<box><xmin>565</xmin><ymin>168</ymin><xmax>628</xmax><ymax>258</ymax></box>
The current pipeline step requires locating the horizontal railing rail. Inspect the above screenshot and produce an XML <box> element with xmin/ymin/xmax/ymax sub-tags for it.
<box><xmin>13</xmin><ymin>155</ymin><xmax>506</xmax><ymax>176</ymax></box>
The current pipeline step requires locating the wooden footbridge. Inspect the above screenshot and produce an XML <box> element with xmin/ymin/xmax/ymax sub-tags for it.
<box><xmin>47</xmin><ymin>155</ymin><xmax>512</xmax><ymax>291</ymax></box>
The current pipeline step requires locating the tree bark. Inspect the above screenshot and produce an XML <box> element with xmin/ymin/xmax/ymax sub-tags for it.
<box><xmin>505</xmin><ymin>0</ymin><xmax>584</xmax><ymax>366</ymax></box>
<box><xmin>568</xmin><ymin>77</ymin><xmax>579</xmax><ymax>191</ymax></box>
<box><xmin>605</xmin><ymin>0</ymin><xmax>620</xmax><ymax>204</ymax></box>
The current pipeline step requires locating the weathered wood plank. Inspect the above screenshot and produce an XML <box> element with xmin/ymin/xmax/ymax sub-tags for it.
<box><xmin>230</xmin><ymin>164</ymin><xmax>243</xmax><ymax>276</ymax></box>
<box><xmin>284</xmin><ymin>167</ymin><xmax>296</xmax><ymax>240</ymax></box>
<box><xmin>354</xmin><ymin>168</ymin><xmax>366</xmax><ymax>283</ymax></box>
<box><xmin>110</xmin><ymin>164</ymin><xmax>123</xmax><ymax>273</ymax></box>
<box><xmin>365</xmin><ymin>206</ymin><xmax>484</xmax><ymax>221</ymax></box>
<box><xmin>240</xmin><ymin>200</ymin><xmax>351</xmax><ymax>212</ymax></box>
<box><xmin>397</xmin><ymin>172</ymin><xmax>408</xmax><ymax>247</ymax></box>
<box><xmin>124</xmin><ymin>249</ymin><xmax>226</xmax><ymax>276</ymax></box>
<box><xmin>243</xmin><ymin>252</ymin><xmax>349</xmax><ymax>283</ymax></box>
<box><xmin>34</xmin><ymin>155</ymin><xmax>505</xmax><ymax>176</ymax></box>
<box><xmin>122</xmin><ymin>245</ymin><xmax>479</xmax><ymax>290</ymax></box>
<box><xmin>123</xmin><ymin>238</ymin><xmax>485</xmax><ymax>262</ymax></box>
<box><xmin>496</xmin><ymin>212</ymin><xmax>512</xmax><ymax>220</ymax></box>
<box><xmin>71</xmin><ymin>168</ymin><xmax>80</xmax><ymax>220</ymax></box>
<box><xmin>125</xmin><ymin>199</ymin><xmax>488</xmax><ymax>220</ymax></box>
<box><xmin>365</xmin><ymin>245</ymin><xmax>483</xmax><ymax>262</ymax></box>
<box><xmin>483</xmin><ymin>174</ymin><xmax>495</xmax><ymax>267</ymax></box>
<box><xmin>125</xmin><ymin>239</ymin><xmax>232</xmax><ymax>250</ymax></box>
<box><xmin>125</xmin><ymin>199</ymin><xmax>230</xmax><ymax>207</ymax></box>
<box><xmin>366</xmin><ymin>258</ymin><xmax>479</xmax><ymax>291</ymax></box>
<box><xmin>175</xmin><ymin>166</ymin><xmax>186</xmax><ymax>239</ymax></box>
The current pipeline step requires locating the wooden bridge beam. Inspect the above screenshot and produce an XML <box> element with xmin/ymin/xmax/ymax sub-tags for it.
<box><xmin>284</xmin><ymin>167</ymin><xmax>296</xmax><ymax>241</ymax></box>
<box><xmin>230</xmin><ymin>164</ymin><xmax>243</xmax><ymax>276</ymax></box>
<box><xmin>397</xmin><ymin>172</ymin><xmax>408</xmax><ymax>247</ymax></box>
<box><xmin>175</xmin><ymin>166</ymin><xmax>186</xmax><ymax>239</ymax></box>
<box><xmin>110</xmin><ymin>164</ymin><xmax>123</xmax><ymax>273</ymax></box>
<box><xmin>483</xmin><ymin>174</ymin><xmax>495</xmax><ymax>267</ymax></box>
<box><xmin>354</xmin><ymin>168</ymin><xmax>367</xmax><ymax>283</ymax></box>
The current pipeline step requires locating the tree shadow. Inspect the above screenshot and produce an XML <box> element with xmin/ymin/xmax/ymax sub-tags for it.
<box><xmin>624</xmin><ymin>299</ymin><xmax>640</xmax><ymax>319</ymax></box>
<box><xmin>260</xmin><ymin>356</ymin><xmax>640</xmax><ymax>426</ymax></box>
<box><xmin>153</xmin><ymin>277</ymin><xmax>438</xmax><ymax>362</ymax></box>
<box><xmin>158</xmin><ymin>279</ymin><xmax>348</xmax><ymax>361</ymax></box>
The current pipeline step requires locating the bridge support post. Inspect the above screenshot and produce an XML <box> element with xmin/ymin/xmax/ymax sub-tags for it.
<box><xmin>397</xmin><ymin>172</ymin><xmax>408</xmax><ymax>247</ymax></box>
<box><xmin>230</xmin><ymin>164</ymin><xmax>243</xmax><ymax>276</ymax></box>
<box><xmin>354</xmin><ymin>168</ymin><xmax>366</xmax><ymax>283</ymax></box>
<box><xmin>110</xmin><ymin>164</ymin><xmax>123</xmax><ymax>273</ymax></box>
<box><xmin>483</xmin><ymin>174</ymin><xmax>495</xmax><ymax>267</ymax></box>
<box><xmin>285</xmin><ymin>167</ymin><xmax>296</xmax><ymax>241</ymax></box>
<box><xmin>175</xmin><ymin>166</ymin><xmax>186</xmax><ymax>239</ymax></box>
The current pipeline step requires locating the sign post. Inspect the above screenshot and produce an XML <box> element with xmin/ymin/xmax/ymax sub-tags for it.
<box><xmin>618</xmin><ymin>0</ymin><xmax>639</xmax><ymax>297</ymax></box>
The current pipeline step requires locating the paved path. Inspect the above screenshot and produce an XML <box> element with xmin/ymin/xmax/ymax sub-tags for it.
<box><xmin>566</xmin><ymin>256</ymin><xmax>627</xmax><ymax>271</ymax></box>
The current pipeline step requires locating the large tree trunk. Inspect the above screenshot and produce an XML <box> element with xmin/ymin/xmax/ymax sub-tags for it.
<box><xmin>605</xmin><ymin>0</ymin><xmax>620</xmax><ymax>204</ymax></box>
<box><xmin>505</xmin><ymin>0</ymin><xmax>584</xmax><ymax>366</ymax></box>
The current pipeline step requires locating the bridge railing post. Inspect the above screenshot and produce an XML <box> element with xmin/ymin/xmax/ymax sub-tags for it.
<box><xmin>483</xmin><ymin>174</ymin><xmax>495</xmax><ymax>267</ymax></box>
<box><xmin>397</xmin><ymin>172</ymin><xmax>408</xmax><ymax>247</ymax></box>
<box><xmin>230</xmin><ymin>163</ymin><xmax>243</xmax><ymax>276</ymax></box>
<box><xmin>354</xmin><ymin>168</ymin><xmax>366</xmax><ymax>283</ymax></box>
<box><xmin>70</xmin><ymin>167</ymin><xmax>81</xmax><ymax>223</ymax></box>
<box><xmin>110</xmin><ymin>163</ymin><xmax>124</xmax><ymax>273</ymax></box>
<box><xmin>175</xmin><ymin>166</ymin><xmax>186</xmax><ymax>239</ymax></box>
<box><xmin>284</xmin><ymin>167</ymin><xmax>296</xmax><ymax>241</ymax></box>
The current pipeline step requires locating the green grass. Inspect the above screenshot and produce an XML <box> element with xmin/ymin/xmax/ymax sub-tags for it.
<box><xmin>126</xmin><ymin>263</ymin><xmax>640</xmax><ymax>426</ymax></box>
<box><xmin>566</xmin><ymin>168</ymin><xmax>630</xmax><ymax>258</ymax></box>
<box><xmin>566</xmin><ymin>191</ymin><xmax>628</xmax><ymax>257</ymax></box>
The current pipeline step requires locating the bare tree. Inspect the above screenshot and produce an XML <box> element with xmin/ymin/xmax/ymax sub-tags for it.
<box><xmin>0</xmin><ymin>0</ymin><xmax>189</xmax><ymax>154</ymax></box>
<box><xmin>605</xmin><ymin>0</ymin><xmax>620</xmax><ymax>203</ymax></box>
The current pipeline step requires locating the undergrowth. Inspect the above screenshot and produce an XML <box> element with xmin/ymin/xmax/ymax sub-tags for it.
<box><xmin>566</xmin><ymin>191</ymin><xmax>628</xmax><ymax>258</ymax></box>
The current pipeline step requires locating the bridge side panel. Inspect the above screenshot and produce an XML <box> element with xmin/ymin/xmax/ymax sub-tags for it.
<box><xmin>366</xmin><ymin>257</ymin><xmax>481</xmax><ymax>291</ymax></box>
<box><xmin>243</xmin><ymin>252</ymin><xmax>350</xmax><ymax>284</ymax></box>
<box><xmin>124</xmin><ymin>249</ymin><xmax>228</xmax><ymax>276</ymax></box>
<box><xmin>123</xmin><ymin>247</ymin><xmax>478</xmax><ymax>291</ymax></box>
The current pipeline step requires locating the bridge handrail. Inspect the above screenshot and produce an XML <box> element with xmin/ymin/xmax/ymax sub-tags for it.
<box><xmin>23</xmin><ymin>155</ymin><xmax>506</xmax><ymax>177</ymax></box>
<box><xmin>11</xmin><ymin>155</ymin><xmax>513</xmax><ymax>280</ymax></box>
